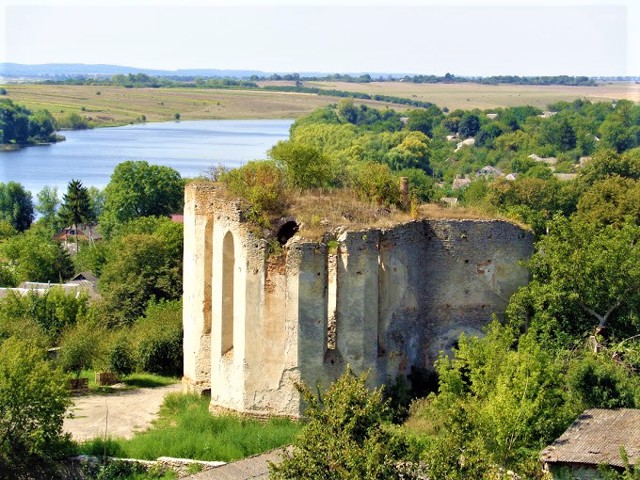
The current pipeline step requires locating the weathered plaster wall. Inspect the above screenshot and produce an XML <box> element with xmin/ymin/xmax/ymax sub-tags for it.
<box><xmin>182</xmin><ymin>184</ymin><xmax>534</xmax><ymax>417</ymax></box>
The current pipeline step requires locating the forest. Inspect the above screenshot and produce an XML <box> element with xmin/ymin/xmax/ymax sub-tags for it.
<box><xmin>0</xmin><ymin>96</ymin><xmax>639</xmax><ymax>478</ymax></box>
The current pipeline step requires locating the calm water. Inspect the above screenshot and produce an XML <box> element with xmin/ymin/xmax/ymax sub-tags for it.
<box><xmin>0</xmin><ymin>119</ymin><xmax>293</xmax><ymax>195</ymax></box>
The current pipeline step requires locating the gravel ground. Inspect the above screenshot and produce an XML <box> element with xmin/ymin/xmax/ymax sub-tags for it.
<box><xmin>63</xmin><ymin>383</ymin><xmax>182</xmax><ymax>441</ymax></box>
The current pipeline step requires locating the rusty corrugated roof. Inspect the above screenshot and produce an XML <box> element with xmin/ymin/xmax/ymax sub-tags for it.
<box><xmin>541</xmin><ymin>409</ymin><xmax>640</xmax><ymax>468</ymax></box>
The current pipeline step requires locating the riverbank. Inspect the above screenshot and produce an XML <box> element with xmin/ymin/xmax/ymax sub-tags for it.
<box><xmin>0</xmin><ymin>134</ymin><xmax>66</xmax><ymax>151</ymax></box>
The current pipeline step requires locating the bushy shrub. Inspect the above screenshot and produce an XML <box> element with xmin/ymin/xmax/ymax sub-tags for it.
<box><xmin>133</xmin><ymin>300</ymin><xmax>182</xmax><ymax>377</ymax></box>
<box><xmin>106</xmin><ymin>332</ymin><xmax>136</xmax><ymax>378</ymax></box>
<box><xmin>0</xmin><ymin>338</ymin><xmax>71</xmax><ymax>472</ymax></box>
<box><xmin>348</xmin><ymin>162</ymin><xmax>402</xmax><ymax>207</ymax></box>
<box><xmin>270</xmin><ymin>367</ymin><xmax>419</xmax><ymax>480</ymax></box>
<box><xmin>567</xmin><ymin>353</ymin><xmax>639</xmax><ymax>409</ymax></box>
<box><xmin>269</xmin><ymin>140</ymin><xmax>335</xmax><ymax>189</ymax></box>
<box><xmin>58</xmin><ymin>321</ymin><xmax>103</xmax><ymax>378</ymax></box>
<box><xmin>219</xmin><ymin>160</ymin><xmax>288</xmax><ymax>221</ymax></box>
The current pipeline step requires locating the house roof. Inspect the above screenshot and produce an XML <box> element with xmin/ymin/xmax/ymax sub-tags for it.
<box><xmin>71</xmin><ymin>271</ymin><xmax>98</xmax><ymax>285</ymax></box>
<box><xmin>477</xmin><ymin>165</ymin><xmax>503</xmax><ymax>176</ymax></box>
<box><xmin>53</xmin><ymin>224</ymin><xmax>103</xmax><ymax>242</ymax></box>
<box><xmin>541</xmin><ymin>409</ymin><xmax>640</xmax><ymax>468</ymax></box>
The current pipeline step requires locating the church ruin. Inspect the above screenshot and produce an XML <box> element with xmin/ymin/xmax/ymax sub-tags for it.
<box><xmin>182</xmin><ymin>183</ymin><xmax>534</xmax><ymax>417</ymax></box>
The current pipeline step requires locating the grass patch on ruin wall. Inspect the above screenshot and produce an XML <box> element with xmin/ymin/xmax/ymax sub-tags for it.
<box><xmin>78</xmin><ymin>393</ymin><xmax>301</xmax><ymax>462</ymax></box>
<box><xmin>197</xmin><ymin>180</ymin><xmax>509</xmax><ymax>241</ymax></box>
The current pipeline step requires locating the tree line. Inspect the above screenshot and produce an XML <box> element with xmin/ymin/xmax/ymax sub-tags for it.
<box><xmin>0</xmin><ymin>161</ymin><xmax>185</xmax><ymax>474</ymax></box>
<box><xmin>0</xmin><ymin>98</ymin><xmax>63</xmax><ymax>146</ymax></box>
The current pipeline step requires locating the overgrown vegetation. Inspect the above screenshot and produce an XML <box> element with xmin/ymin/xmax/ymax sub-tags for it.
<box><xmin>1</xmin><ymin>95</ymin><xmax>640</xmax><ymax>477</ymax></box>
<box><xmin>271</xmin><ymin>368</ymin><xmax>420</xmax><ymax>479</ymax></box>
<box><xmin>80</xmin><ymin>393</ymin><xmax>300</xmax><ymax>462</ymax></box>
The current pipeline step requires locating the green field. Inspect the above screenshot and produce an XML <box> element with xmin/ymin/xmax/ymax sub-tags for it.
<box><xmin>1</xmin><ymin>84</ymin><xmax>403</xmax><ymax>127</ymax></box>
<box><xmin>3</xmin><ymin>81</ymin><xmax>638</xmax><ymax>128</ymax></box>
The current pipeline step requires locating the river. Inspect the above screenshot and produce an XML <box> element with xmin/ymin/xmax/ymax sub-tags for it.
<box><xmin>0</xmin><ymin>119</ymin><xmax>293</xmax><ymax>196</ymax></box>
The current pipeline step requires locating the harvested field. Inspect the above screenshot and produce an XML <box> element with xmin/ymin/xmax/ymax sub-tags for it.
<box><xmin>5</xmin><ymin>82</ymin><xmax>638</xmax><ymax>128</ymax></box>
<box><xmin>1</xmin><ymin>84</ymin><xmax>405</xmax><ymax>127</ymax></box>
<box><xmin>288</xmin><ymin>81</ymin><xmax>640</xmax><ymax>110</ymax></box>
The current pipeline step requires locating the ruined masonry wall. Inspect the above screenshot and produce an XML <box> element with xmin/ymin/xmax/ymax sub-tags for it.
<box><xmin>182</xmin><ymin>184</ymin><xmax>534</xmax><ymax>417</ymax></box>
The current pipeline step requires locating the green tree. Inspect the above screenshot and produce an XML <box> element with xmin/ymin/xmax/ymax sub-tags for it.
<box><xmin>58</xmin><ymin>179</ymin><xmax>92</xmax><ymax>253</ymax></box>
<box><xmin>269</xmin><ymin>140</ymin><xmax>334</xmax><ymax>189</ymax></box>
<box><xmin>458</xmin><ymin>113</ymin><xmax>481</xmax><ymax>138</ymax></box>
<box><xmin>406</xmin><ymin>106</ymin><xmax>443</xmax><ymax>138</ymax></box>
<box><xmin>385</xmin><ymin>131</ymin><xmax>431</xmax><ymax>172</ymax></box>
<box><xmin>579</xmin><ymin>148</ymin><xmax>640</xmax><ymax>185</ymax></box>
<box><xmin>0</xmin><ymin>181</ymin><xmax>34</xmax><ymax>232</ymax></box>
<box><xmin>576</xmin><ymin>177</ymin><xmax>640</xmax><ymax>226</ymax></box>
<box><xmin>599</xmin><ymin>106</ymin><xmax>640</xmax><ymax>153</ymax></box>
<box><xmin>100</xmin><ymin>161</ymin><xmax>184</xmax><ymax>237</ymax></box>
<box><xmin>0</xmin><ymin>338</ymin><xmax>71</xmax><ymax>472</ymax></box>
<box><xmin>509</xmin><ymin>216</ymin><xmax>640</xmax><ymax>338</ymax></box>
<box><xmin>87</xmin><ymin>186</ymin><xmax>105</xmax><ymax>220</ymax></box>
<box><xmin>0</xmin><ymin>229</ymin><xmax>74</xmax><ymax>286</ymax></box>
<box><xmin>35</xmin><ymin>185</ymin><xmax>59</xmax><ymax>231</ymax></box>
<box><xmin>58</xmin><ymin>321</ymin><xmax>102</xmax><ymax>378</ymax></box>
<box><xmin>270</xmin><ymin>368</ymin><xmax>418</xmax><ymax>480</ymax></box>
<box><xmin>337</xmin><ymin>99</ymin><xmax>359</xmax><ymax>124</ymax></box>
<box><xmin>410</xmin><ymin>321</ymin><xmax>575</xmax><ymax>479</ymax></box>
<box><xmin>132</xmin><ymin>300</ymin><xmax>183</xmax><ymax>376</ymax></box>
<box><xmin>99</xmin><ymin>217</ymin><xmax>183</xmax><ymax>325</ymax></box>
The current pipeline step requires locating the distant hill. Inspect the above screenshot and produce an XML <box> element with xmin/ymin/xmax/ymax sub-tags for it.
<box><xmin>0</xmin><ymin>63</ymin><xmax>269</xmax><ymax>79</ymax></box>
<box><xmin>0</xmin><ymin>63</ymin><xmax>407</xmax><ymax>80</ymax></box>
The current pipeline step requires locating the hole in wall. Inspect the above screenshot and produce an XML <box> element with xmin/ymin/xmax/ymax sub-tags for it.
<box><xmin>276</xmin><ymin>220</ymin><xmax>299</xmax><ymax>245</ymax></box>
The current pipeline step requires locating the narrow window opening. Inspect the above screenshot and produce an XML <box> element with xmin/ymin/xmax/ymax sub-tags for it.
<box><xmin>203</xmin><ymin>220</ymin><xmax>213</xmax><ymax>335</ymax></box>
<box><xmin>326</xmin><ymin>251</ymin><xmax>338</xmax><ymax>351</ymax></box>
<box><xmin>221</xmin><ymin>231</ymin><xmax>235</xmax><ymax>356</ymax></box>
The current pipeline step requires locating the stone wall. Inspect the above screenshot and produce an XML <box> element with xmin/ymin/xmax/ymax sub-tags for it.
<box><xmin>182</xmin><ymin>184</ymin><xmax>534</xmax><ymax>417</ymax></box>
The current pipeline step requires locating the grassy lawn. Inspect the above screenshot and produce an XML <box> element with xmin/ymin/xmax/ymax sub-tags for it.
<box><xmin>77</xmin><ymin>370</ymin><xmax>179</xmax><ymax>394</ymax></box>
<box><xmin>78</xmin><ymin>393</ymin><xmax>301</xmax><ymax>462</ymax></box>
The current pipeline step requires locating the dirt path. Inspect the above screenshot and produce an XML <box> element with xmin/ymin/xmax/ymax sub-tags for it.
<box><xmin>63</xmin><ymin>383</ymin><xmax>182</xmax><ymax>441</ymax></box>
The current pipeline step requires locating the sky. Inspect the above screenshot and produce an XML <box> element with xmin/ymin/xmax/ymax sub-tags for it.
<box><xmin>1</xmin><ymin>0</ymin><xmax>638</xmax><ymax>77</ymax></box>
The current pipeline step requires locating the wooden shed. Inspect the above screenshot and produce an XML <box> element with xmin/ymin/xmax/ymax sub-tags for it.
<box><xmin>541</xmin><ymin>408</ymin><xmax>640</xmax><ymax>479</ymax></box>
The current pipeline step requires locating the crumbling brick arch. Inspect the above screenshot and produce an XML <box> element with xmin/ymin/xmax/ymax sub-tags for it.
<box><xmin>221</xmin><ymin>230</ymin><xmax>235</xmax><ymax>355</ymax></box>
